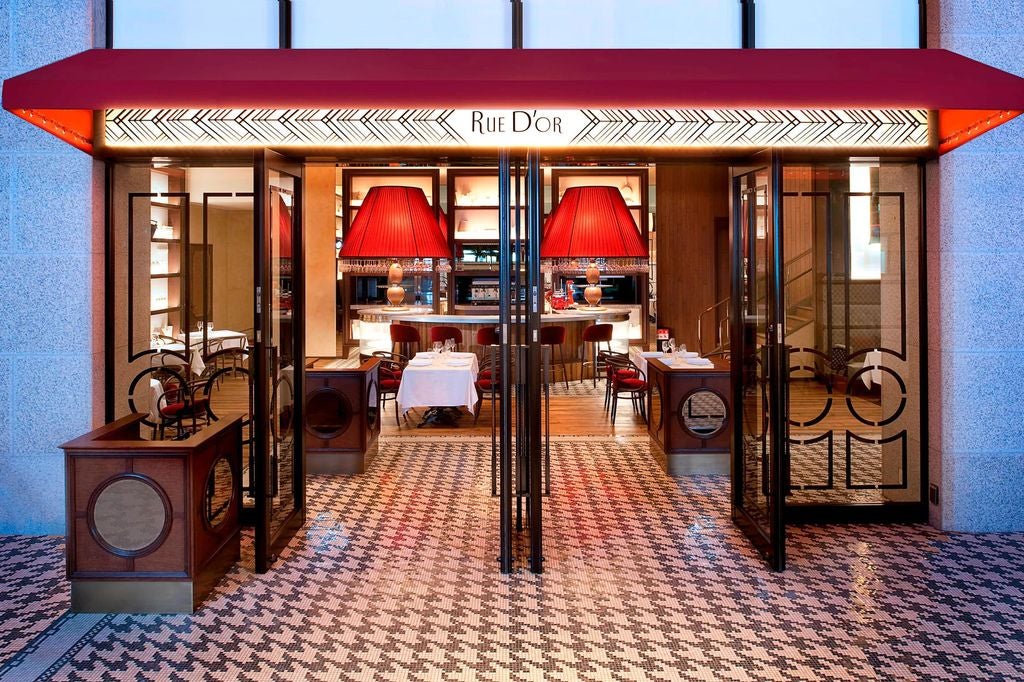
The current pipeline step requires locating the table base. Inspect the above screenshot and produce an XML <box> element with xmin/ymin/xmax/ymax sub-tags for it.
<box><xmin>416</xmin><ymin>407</ymin><xmax>464</xmax><ymax>428</ymax></box>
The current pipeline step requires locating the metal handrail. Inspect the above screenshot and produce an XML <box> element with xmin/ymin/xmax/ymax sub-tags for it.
<box><xmin>698</xmin><ymin>297</ymin><xmax>731</xmax><ymax>356</ymax></box>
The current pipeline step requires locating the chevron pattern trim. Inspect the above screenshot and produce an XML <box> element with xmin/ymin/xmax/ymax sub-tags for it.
<box><xmin>104</xmin><ymin>108</ymin><xmax>930</xmax><ymax>149</ymax></box>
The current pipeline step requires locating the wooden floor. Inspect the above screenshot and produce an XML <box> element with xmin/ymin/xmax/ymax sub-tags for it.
<box><xmin>380</xmin><ymin>383</ymin><xmax>650</xmax><ymax>437</ymax></box>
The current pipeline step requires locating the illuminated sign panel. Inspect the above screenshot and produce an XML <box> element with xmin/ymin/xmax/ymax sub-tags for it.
<box><xmin>103</xmin><ymin>108</ymin><xmax>930</xmax><ymax>149</ymax></box>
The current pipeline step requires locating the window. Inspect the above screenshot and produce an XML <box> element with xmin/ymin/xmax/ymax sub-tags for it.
<box><xmin>112</xmin><ymin>0</ymin><xmax>278</xmax><ymax>48</ymax></box>
<box><xmin>292</xmin><ymin>0</ymin><xmax>510</xmax><ymax>48</ymax></box>
<box><xmin>525</xmin><ymin>0</ymin><xmax>741</xmax><ymax>48</ymax></box>
<box><xmin>755</xmin><ymin>0</ymin><xmax>919</xmax><ymax>48</ymax></box>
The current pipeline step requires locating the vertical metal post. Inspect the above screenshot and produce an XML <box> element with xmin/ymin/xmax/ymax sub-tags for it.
<box><xmin>741</xmin><ymin>0</ymin><xmax>755</xmax><ymax>48</ymax></box>
<box><xmin>526</xmin><ymin>151</ymin><xmax>543</xmax><ymax>573</ymax></box>
<box><xmin>498</xmin><ymin>150</ymin><xmax>514</xmax><ymax>574</ymax></box>
<box><xmin>511</xmin><ymin>0</ymin><xmax>524</xmax><ymax>49</ymax></box>
<box><xmin>279</xmin><ymin>0</ymin><xmax>292</xmax><ymax>49</ymax></box>
<box><xmin>103</xmin><ymin>161</ymin><xmax>115</xmax><ymax>423</ymax></box>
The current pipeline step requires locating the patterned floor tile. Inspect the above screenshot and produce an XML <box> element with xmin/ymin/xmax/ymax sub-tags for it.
<box><xmin>0</xmin><ymin>435</ymin><xmax>1022</xmax><ymax>681</ymax></box>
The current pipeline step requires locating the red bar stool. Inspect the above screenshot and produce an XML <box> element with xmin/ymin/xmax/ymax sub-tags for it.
<box><xmin>581</xmin><ymin>323</ymin><xmax>613</xmax><ymax>387</ymax></box>
<box><xmin>539</xmin><ymin>325</ymin><xmax>569</xmax><ymax>390</ymax></box>
<box><xmin>430</xmin><ymin>325</ymin><xmax>463</xmax><ymax>350</ymax></box>
<box><xmin>390</xmin><ymin>323</ymin><xmax>420</xmax><ymax>358</ymax></box>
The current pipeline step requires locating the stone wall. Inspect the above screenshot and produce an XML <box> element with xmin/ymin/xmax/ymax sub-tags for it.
<box><xmin>927</xmin><ymin>1</ymin><xmax>1024</xmax><ymax>530</ymax></box>
<box><xmin>0</xmin><ymin>0</ymin><xmax>103</xmax><ymax>534</ymax></box>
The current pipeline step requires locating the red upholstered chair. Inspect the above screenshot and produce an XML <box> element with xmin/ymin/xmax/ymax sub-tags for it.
<box><xmin>581</xmin><ymin>323</ymin><xmax>614</xmax><ymax>387</ymax></box>
<box><xmin>599</xmin><ymin>350</ymin><xmax>638</xmax><ymax>411</ymax></box>
<box><xmin>390</xmin><ymin>323</ymin><xmax>420</xmax><ymax>358</ymax></box>
<box><xmin>474</xmin><ymin>346</ymin><xmax>502</xmax><ymax>495</ymax></box>
<box><xmin>604</xmin><ymin>353</ymin><xmax>648</xmax><ymax>425</ymax></box>
<box><xmin>539</xmin><ymin>325</ymin><xmax>569</xmax><ymax>390</ymax></box>
<box><xmin>372</xmin><ymin>351</ymin><xmax>408</xmax><ymax>426</ymax></box>
<box><xmin>156</xmin><ymin>379</ymin><xmax>210</xmax><ymax>439</ymax></box>
<box><xmin>429</xmin><ymin>325</ymin><xmax>463</xmax><ymax>350</ymax></box>
<box><xmin>476</xmin><ymin>326</ymin><xmax>499</xmax><ymax>379</ymax></box>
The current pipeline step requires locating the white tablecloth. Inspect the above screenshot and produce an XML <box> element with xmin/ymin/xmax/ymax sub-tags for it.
<box><xmin>396</xmin><ymin>352</ymin><xmax>480</xmax><ymax>413</ymax></box>
<box><xmin>151</xmin><ymin>343</ymin><xmax>206</xmax><ymax>376</ymax></box>
<box><xmin>861</xmin><ymin>350</ymin><xmax>883</xmax><ymax>388</ymax></box>
<box><xmin>179</xmin><ymin>330</ymin><xmax>248</xmax><ymax>351</ymax></box>
<box><xmin>629</xmin><ymin>349</ymin><xmax>707</xmax><ymax>375</ymax></box>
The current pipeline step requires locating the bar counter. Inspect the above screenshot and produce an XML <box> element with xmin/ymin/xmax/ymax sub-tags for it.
<box><xmin>357</xmin><ymin>306</ymin><xmax>630</xmax><ymax>380</ymax></box>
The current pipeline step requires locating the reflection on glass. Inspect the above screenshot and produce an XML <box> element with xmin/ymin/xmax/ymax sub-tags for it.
<box><xmin>205</xmin><ymin>458</ymin><xmax>234</xmax><ymax>528</ymax></box>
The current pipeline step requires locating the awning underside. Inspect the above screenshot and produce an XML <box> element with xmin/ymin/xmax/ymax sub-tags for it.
<box><xmin>4</xmin><ymin>48</ymin><xmax>1024</xmax><ymax>155</ymax></box>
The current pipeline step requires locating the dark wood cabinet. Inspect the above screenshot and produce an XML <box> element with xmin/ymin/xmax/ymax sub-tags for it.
<box><xmin>647</xmin><ymin>357</ymin><xmax>731</xmax><ymax>475</ymax></box>
<box><xmin>304</xmin><ymin>357</ymin><xmax>381</xmax><ymax>474</ymax></box>
<box><xmin>61</xmin><ymin>413</ymin><xmax>243</xmax><ymax>614</ymax></box>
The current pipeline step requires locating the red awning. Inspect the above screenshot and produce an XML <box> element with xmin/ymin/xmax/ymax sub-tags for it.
<box><xmin>4</xmin><ymin>48</ymin><xmax>1024</xmax><ymax>155</ymax></box>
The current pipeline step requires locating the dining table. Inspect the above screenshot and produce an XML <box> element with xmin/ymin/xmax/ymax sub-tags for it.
<box><xmin>396</xmin><ymin>351</ymin><xmax>480</xmax><ymax>426</ymax></box>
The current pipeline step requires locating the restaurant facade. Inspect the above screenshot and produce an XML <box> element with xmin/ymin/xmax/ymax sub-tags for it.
<box><xmin>1</xmin><ymin>0</ymin><xmax>1023</xmax><ymax>579</ymax></box>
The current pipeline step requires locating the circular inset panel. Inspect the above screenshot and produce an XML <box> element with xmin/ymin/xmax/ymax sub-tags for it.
<box><xmin>847</xmin><ymin>365</ymin><xmax>907</xmax><ymax>427</ymax></box>
<box><xmin>304</xmin><ymin>388</ymin><xmax>353</xmax><ymax>438</ymax></box>
<box><xmin>367</xmin><ymin>379</ymin><xmax>379</xmax><ymax>431</ymax></box>
<box><xmin>89</xmin><ymin>476</ymin><xmax>170</xmax><ymax>556</ymax></box>
<box><xmin>205</xmin><ymin>457</ymin><xmax>234</xmax><ymax>529</ymax></box>
<box><xmin>678</xmin><ymin>389</ymin><xmax>728</xmax><ymax>439</ymax></box>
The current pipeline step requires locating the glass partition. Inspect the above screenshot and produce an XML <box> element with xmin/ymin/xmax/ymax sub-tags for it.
<box><xmin>293</xmin><ymin>0</ymin><xmax>510</xmax><ymax>48</ymax></box>
<box><xmin>113</xmin><ymin>0</ymin><xmax>278</xmax><ymax>48</ymax></box>
<box><xmin>525</xmin><ymin>0</ymin><xmax>741</xmax><ymax>48</ymax></box>
<box><xmin>112</xmin><ymin>162</ymin><xmax>255</xmax><ymax>499</ymax></box>
<box><xmin>755</xmin><ymin>0</ymin><xmax>919</xmax><ymax>48</ymax></box>
<box><xmin>782</xmin><ymin>161</ymin><xmax>923</xmax><ymax>509</ymax></box>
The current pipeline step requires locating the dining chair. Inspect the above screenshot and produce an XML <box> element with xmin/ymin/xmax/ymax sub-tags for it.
<box><xmin>156</xmin><ymin>379</ymin><xmax>211</xmax><ymax>439</ymax></box>
<box><xmin>604</xmin><ymin>354</ymin><xmax>648</xmax><ymax>425</ymax></box>
<box><xmin>599</xmin><ymin>350</ymin><xmax>637</xmax><ymax>411</ymax></box>
<box><xmin>430</xmin><ymin>325</ymin><xmax>463</xmax><ymax>350</ymax></box>
<box><xmin>474</xmin><ymin>345</ymin><xmax>502</xmax><ymax>495</ymax></box>
<box><xmin>372</xmin><ymin>351</ymin><xmax>408</xmax><ymax>426</ymax></box>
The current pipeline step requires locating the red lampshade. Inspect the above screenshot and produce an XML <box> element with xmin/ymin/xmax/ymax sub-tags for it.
<box><xmin>540</xmin><ymin>186</ymin><xmax>647</xmax><ymax>259</ymax></box>
<box><xmin>277</xmin><ymin>194</ymin><xmax>292</xmax><ymax>259</ymax></box>
<box><xmin>339</xmin><ymin>186</ymin><xmax>451</xmax><ymax>259</ymax></box>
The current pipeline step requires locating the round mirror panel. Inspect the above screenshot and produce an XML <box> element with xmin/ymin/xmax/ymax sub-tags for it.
<box><xmin>305</xmin><ymin>388</ymin><xmax>352</xmax><ymax>438</ymax></box>
<box><xmin>678</xmin><ymin>389</ymin><xmax>728</xmax><ymax>439</ymax></box>
<box><xmin>205</xmin><ymin>457</ymin><xmax>234</xmax><ymax>528</ymax></box>
<box><xmin>91</xmin><ymin>477</ymin><xmax>168</xmax><ymax>554</ymax></box>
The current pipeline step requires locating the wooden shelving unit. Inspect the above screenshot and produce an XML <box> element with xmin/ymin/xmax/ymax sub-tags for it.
<box><xmin>148</xmin><ymin>168</ymin><xmax>186</xmax><ymax>337</ymax></box>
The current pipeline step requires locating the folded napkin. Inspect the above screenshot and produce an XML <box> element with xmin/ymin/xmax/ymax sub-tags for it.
<box><xmin>446</xmin><ymin>357</ymin><xmax>474</xmax><ymax>366</ymax></box>
<box><xmin>685</xmin><ymin>357</ymin><xmax>713</xmax><ymax>366</ymax></box>
<box><xmin>680</xmin><ymin>351</ymin><xmax>699</xmax><ymax>358</ymax></box>
<box><xmin>416</xmin><ymin>352</ymin><xmax>437</xmax><ymax>359</ymax></box>
<box><xmin>640</xmin><ymin>351</ymin><xmax>664</xmax><ymax>358</ymax></box>
<box><xmin>407</xmin><ymin>358</ymin><xmax>432</xmax><ymax>367</ymax></box>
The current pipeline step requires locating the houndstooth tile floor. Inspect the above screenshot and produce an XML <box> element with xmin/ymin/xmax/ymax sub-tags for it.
<box><xmin>2</xmin><ymin>435</ymin><xmax>1024</xmax><ymax>681</ymax></box>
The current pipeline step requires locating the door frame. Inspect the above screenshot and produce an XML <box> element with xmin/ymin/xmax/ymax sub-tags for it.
<box><xmin>253</xmin><ymin>148</ymin><xmax>306</xmax><ymax>574</ymax></box>
<box><xmin>729</xmin><ymin>150</ymin><xmax>788</xmax><ymax>571</ymax></box>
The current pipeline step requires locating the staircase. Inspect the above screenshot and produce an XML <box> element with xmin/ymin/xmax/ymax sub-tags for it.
<box><xmin>696</xmin><ymin>247</ymin><xmax>816</xmax><ymax>357</ymax></box>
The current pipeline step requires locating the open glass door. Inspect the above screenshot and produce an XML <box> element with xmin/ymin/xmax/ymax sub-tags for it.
<box><xmin>730</xmin><ymin>150</ymin><xmax>787</xmax><ymax>571</ymax></box>
<box><xmin>254</xmin><ymin>150</ymin><xmax>305</xmax><ymax>573</ymax></box>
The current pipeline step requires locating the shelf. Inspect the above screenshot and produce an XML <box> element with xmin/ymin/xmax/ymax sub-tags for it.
<box><xmin>151</xmin><ymin>200</ymin><xmax>182</xmax><ymax>209</ymax></box>
<box><xmin>149</xmin><ymin>272</ymin><xmax>181</xmax><ymax>279</ymax></box>
<box><xmin>151</xmin><ymin>237</ymin><xmax>180</xmax><ymax>244</ymax></box>
<box><xmin>150</xmin><ymin>307</ymin><xmax>181</xmax><ymax>315</ymax></box>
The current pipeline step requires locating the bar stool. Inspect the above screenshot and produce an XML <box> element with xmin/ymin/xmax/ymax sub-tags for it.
<box><xmin>581</xmin><ymin>323</ymin><xmax>613</xmax><ymax>387</ymax></box>
<box><xmin>430</xmin><ymin>325</ymin><xmax>463</xmax><ymax>350</ymax></box>
<box><xmin>390</xmin><ymin>323</ymin><xmax>420</xmax><ymax>358</ymax></box>
<box><xmin>539</xmin><ymin>325</ymin><xmax>569</xmax><ymax>390</ymax></box>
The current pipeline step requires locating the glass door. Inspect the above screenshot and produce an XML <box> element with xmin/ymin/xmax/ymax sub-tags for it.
<box><xmin>730</xmin><ymin>150</ymin><xmax>787</xmax><ymax>571</ymax></box>
<box><xmin>254</xmin><ymin>150</ymin><xmax>305</xmax><ymax>573</ymax></box>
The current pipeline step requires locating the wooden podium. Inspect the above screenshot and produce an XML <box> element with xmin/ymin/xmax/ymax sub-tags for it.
<box><xmin>303</xmin><ymin>357</ymin><xmax>381</xmax><ymax>474</ymax></box>
<box><xmin>647</xmin><ymin>357</ymin><xmax>732</xmax><ymax>475</ymax></box>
